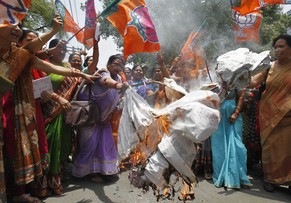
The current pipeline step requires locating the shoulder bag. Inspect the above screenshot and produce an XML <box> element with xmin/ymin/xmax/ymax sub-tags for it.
<box><xmin>64</xmin><ymin>80</ymin><xmax>101</xmax><ymax>127</ymax></box>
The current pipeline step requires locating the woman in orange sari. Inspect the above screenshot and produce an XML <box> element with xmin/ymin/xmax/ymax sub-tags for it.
<box><xmin>0</xmin><ymin>23</ymin><xmax>98</xmax><ymax>203</ymax></box>
<box><xmin>250</xmin><ymin>34</ymin><xmax>291</xmax><ymax>192</ymax></box>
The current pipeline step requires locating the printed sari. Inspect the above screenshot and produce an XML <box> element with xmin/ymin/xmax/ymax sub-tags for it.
<box><xmin>259</xmin><ymin>62</ymin><xmax>291</xmax><ymax>185</ymax></box>
<box><xmin>0</xmin><ymin>45</ymin><xmax>41</xmax><ymax>201</ymax></box>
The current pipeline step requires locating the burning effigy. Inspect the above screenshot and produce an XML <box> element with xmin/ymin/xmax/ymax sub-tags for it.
<box><xmin>117</xmin><ymin>48</ymin><xmax>270</xmax><ymax>201</ymax></box>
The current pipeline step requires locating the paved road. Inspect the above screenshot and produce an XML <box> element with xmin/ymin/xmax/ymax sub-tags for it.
<box><xmin>42</xmin><ymin>164</ymin><xmax>291</xmax><ymax>203</ymax></box>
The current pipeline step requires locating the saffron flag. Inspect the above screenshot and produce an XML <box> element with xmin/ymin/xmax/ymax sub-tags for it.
<box><xmin>180</xmin><ymin>32</ymin><xmax>206</xmax><ymax>79</ymax></box>
<box><xmin>84</xmin><ymin>0</ymin><xmax>98</xmax><ymax>49</ymax></box>
<box><xmin>0</xmin><ymin>0</ymin><xmax>31</xmax><ymax>25</ymax></box>
<box><xmin>232</xmin><ymin>0</ymin><xmax>263</xmax><ymax>15</ymax></box>
<box><xmin>232</xmin><ymin>9</ymin><xmax>262</xmax><ymax>43</ymax></box>
<box><xmin>264</xmin><ymin>0</ymin><xmax>291</xmax><ymax>4</ymax></box>
<box><xmin>55</xmin><ymin>0</ymin><xmax>91</xmax><ymax>49</ymax></box>
<box><xmin>181</xmin><ymin>32</ymin><xmax>200</xmax><ymax>61</ymax></box>
<box><xmin>101</xmin><ymin>0</ymin><xmax>160</xmax><ymax>60</ymax></box>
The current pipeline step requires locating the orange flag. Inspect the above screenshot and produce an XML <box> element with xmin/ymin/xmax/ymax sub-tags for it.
<box><xmin>232</xmin><ymin>0</ymin><xmax>263</xmax><ymax>15</ymax></box>
<box><xmin>0</xmin><ymin>0</ymin><xmax>31</xmax><ymax>25</ymax></box>
<box><xmin>101</xmin><ymin>0</ymin><xmax>160</xmax><ymax>60</ymax></box>
<box><xmin>181</xmin><ymin>32</ymin><xmax>200</xmax><ymax>61</ymax></box>
<box><xmin>232</xmin><ymin>9</ymin><xmax>262</xmax><ymax>43</ymax></box>
<box><xmin>264</xmin><ymin>0</ymin><xmax>290</xmax><ymax>4</ymax></box>
<box><xmin>55</xmin><ymin>0</ymin><xmax>91</xmax><ymax>49</ymax></box>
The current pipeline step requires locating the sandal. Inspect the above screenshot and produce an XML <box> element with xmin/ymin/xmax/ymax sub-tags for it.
<box><xmin>12</xmin><ymin>193</ymin><xmax>41</xmax><ymax>203</ymax></box>
<box><xmin>48</xmin><ymin>175</ymin><xmax>63</xmax><ymax>195</ymax></box>
<box><xmin>263</xmin><ymin>181</ymin><xmax>275</xmax><ymax>192</ymax></box>
<box><xmin>30</xmin><ymin>175</ymin><xmax>48</xmax><ymax>198</ymax></box>
<box><xmin>90</xmin><ymin>174</ymin><xmax>104</xmax><ymax>183</ymax></box>
<box><xmin>241</xmin><ymin>184</ymin><xmax>250</xmax><ymax>189</ymax></box>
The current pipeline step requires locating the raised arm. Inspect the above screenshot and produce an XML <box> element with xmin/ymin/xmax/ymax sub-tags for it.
<box><xmin>156</xmin><ymin>52</ymin><xmax>170</xmax><ymax>78</ymax></box>
<box><xmin>23</xmin><ymin>14</ymin><xmax>63</xmax><ymax>53</ymax></box>
<box><xmin>87</xmin><ymin>37</ymin><xmax>100</xmax><ymax>75</ymax></box>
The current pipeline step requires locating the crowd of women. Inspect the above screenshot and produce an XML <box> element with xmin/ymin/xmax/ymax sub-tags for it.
<box><xmin>0</xmin><ymin>12</ymin><xmax>291</xmax><ymax>203</ymax></box>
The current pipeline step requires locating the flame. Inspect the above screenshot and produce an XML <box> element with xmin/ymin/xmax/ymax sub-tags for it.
<box><xmin>128</xmin><ymin>115</ymin><xmax>171</xmax><ymax>166</ymax></box>
<box><xmin>178</xmin><ymin>180</ymin><xmax>195</xmax><ymax>201</ymax></box>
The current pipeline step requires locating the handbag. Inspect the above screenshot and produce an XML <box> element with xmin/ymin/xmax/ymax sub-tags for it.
<box><xmin>65</xmin><ymin>80</ymin><xmax>100</xmax><ymax>127</ymax></box>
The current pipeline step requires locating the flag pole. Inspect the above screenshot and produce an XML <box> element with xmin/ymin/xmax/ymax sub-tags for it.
<box><xmin>67</xmin><ymin>0</ymin><xmax>121</xmax><ymax>42</ymax></box>
<box><xmin>51</xmin><ymin>0</ymin><xmax>57</xmax><ymax>13</ymax></box>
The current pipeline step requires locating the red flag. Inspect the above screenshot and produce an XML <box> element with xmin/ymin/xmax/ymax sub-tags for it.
<box><xmin>101</xmin><ymin>0</ymin><xmax>160</xmax><ymax>60</ymax></box>
<box><xmin>0</xmin><ymin>0</ymin><xmax>31</xmax><ymax>25</ymax></box>
<box><xmin>55</xmin><ymin>0</ymin><xmax>91</xmax><ymax>49</ymax></box>
<box><xmin>84</xmin><ymin>0</ymin><xmax>98</xmax><ymax>49</ymax></box>
<box><xmin>232</xmin><ymin>9</ymin><xmax>262</xmax><ymax>43</ymax></box>
<box><xmin>232</xmin><ymin>0</ymin><xmax>263</xmax><ymax>15</ymax></box>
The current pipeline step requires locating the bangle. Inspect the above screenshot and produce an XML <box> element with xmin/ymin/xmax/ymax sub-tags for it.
<box><xmin>114</xmin><ymin>82</ymin><xmax>119</xmax><ymax>89</ymax></box>
<box><xmin>51</xmin><ymin>93</ymin><xmax>60</xmax><ymax>101</ymax></box>
<box><xmin>234</xmin><ymin>111</ymin><xmax>239</xmax><ymax>116</ymax></box>
<box><xmin>45</xmin><ymin>49</ymin><xmax>53</xmax><ymax>58</ymax></box>
<box><xmin>236</xmin><ymin>106</ymin><xmax>240</xmax><ymax>110</ymax></box>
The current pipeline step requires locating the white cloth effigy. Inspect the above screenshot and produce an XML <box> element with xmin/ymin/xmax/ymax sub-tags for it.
<box><xmin>118</xmin><ymin>88</ymin><xmax>220</xmax><ymax>187</ymax></box>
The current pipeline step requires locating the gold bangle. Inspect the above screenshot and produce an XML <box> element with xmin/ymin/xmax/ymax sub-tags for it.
<box><xmin>37</xmin><ymin>36</ymin><xmax>45</xmax><ymax>45</ymax></box>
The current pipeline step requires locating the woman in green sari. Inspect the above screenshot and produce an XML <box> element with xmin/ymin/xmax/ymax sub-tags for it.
<box><xmin>41</xmin><ymin>39</ymin><xmax>80</xmax><ymax>195</ymax></box>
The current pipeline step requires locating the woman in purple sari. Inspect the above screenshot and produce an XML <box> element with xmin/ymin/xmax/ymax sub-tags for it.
<box><xmin>72</xmin><ymin>54</ymin><xmax>126</xmax><ymax>182</ymax></box>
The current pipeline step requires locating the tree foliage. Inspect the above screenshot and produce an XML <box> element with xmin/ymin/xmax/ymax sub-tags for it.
<box><xmin>23</xmin><ymin>0</ymin><xmax>53</xmax><ymax>32</ymax></box>
<box><xmin>98</xmin><ymin>1</ymin><xmax>291</xmax><ymax>66</ymax></box>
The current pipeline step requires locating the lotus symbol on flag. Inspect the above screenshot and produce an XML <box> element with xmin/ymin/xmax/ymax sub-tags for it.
<box><xmin>232</xmin><ymin>10</ymin><xmax>258</xmax><ymax>38</ymax></box>
<box><xmin>0</xmin><ymin>0</ymin><xmax>29</xmax><ymax>24</ymax></box>
<box><xmin>127</xmin><ymin>5</ymin><xmax>159</xmax><ymax>43</ymax></box>
<box><xmin>55</xmin><ymin>1</ymin><xmax>66</xmax><ymax>19</ymax></box>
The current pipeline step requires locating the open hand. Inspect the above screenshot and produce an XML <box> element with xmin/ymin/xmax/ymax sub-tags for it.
<box><xmin>52</xmin><ymin>14</ymin><xmax>63</xmax><ymax>33</ymax></box>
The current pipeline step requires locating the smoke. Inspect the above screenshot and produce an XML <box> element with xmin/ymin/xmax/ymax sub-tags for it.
<box><xmin>145</xmin><ymin>0</ymin><xmax>264</xmax><ymax>90</ymax></box>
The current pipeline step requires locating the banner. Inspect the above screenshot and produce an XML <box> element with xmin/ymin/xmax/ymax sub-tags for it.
<box><xmin>232</xmin><ymin>9</ymin><xmax>262</xmax><ymax>43</ymax></box>
<box><xmin>0</xmin><ymin>0</ymin><xmax>31</xmax><ymax>24</ymax></box>
<box><xmin>101</xmin><ymin>0</ymin><xmax>160</xmax><ymax>60</ymax></box>
<box><xmin>232</xmin><ymin>0</ymin><xmax>263</xmax><ymax>15</ymax></box>
<box><xmin>84</xmin><ymin>0</ymin><xmax>98</xmax><ymax>49</ymax></box>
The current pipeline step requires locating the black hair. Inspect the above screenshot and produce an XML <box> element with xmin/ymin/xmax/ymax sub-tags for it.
<box><xmin>18</xmin><ymin>29</ymin><xmax>38</xmax><ymax>43</ymax></box>
<box><xmin>107</xmin><ymin>54</ymin><xmax>124</xmax><ymax>66</ymax></box>
<box><xmin>68</xmin><ymin>53</ymin><xmax>81</xmax><ymax>62</ymax></box>
<box><xmin>272</xmin><ymin>34</ymin><xmax>291</xmax><ymax>47</ymax></box>
<box><xmin>83</xmin><ymin>56</ymin><xmax>93</xmax><ymax>67</ymax></box>
<box><xmin>131</xmin><ymin>64</ymin><xmax>143</xmax><ymax>74</ymax></box>
<box><xmin>49</xmin><ymin>38</ymin><xmax>60</xmax><ymax>48</ymax></box>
